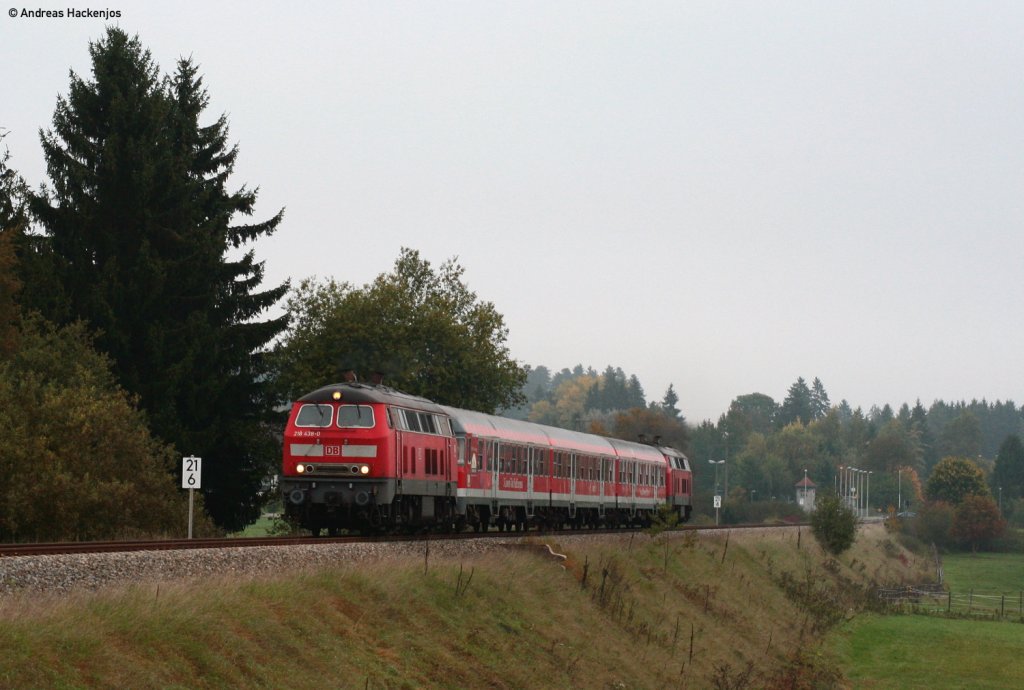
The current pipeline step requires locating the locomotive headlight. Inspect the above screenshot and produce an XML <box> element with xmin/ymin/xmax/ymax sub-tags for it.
<box><xmin>332</xmin><ymin>390</ymin><xmax>342</xmax><ymax>401</ymax></box>
<box><xmin>360</xmin><ymin>465</ymin><xmax>370</xmax><ymax>475</ymax></box>
<box><xmin>296</xmin><ymin>464</ymin><xmax>306</xmax><ymax>474</ymax></box>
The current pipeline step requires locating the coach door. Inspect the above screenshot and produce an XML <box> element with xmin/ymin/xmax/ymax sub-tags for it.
<box><xmin>490</xmin><ymin>440</ymin><xmax>500</xmax><ymax>513</ymax></box>
<box><xmin>569</xmin><ymin>453</ymin><xmax>578</xmax><ymax>518</ymax></box>
<box><xmin>526</xmin><ymin>446</ymin><xmax>535</xmax><ymax>517</ymax></box>
<box><xmin>599</xmin><ymin>456</ymin><xmax>609</xmax><ymax>518</ymax></box>
<box><xmin>626</xmin><ymin>458</ymin><xmax>634</xmax><ymax>513</ymax></box>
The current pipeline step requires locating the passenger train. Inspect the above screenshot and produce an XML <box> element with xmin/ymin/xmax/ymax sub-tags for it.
<box><xmin>281</xmin><ymin>382</ymin><xmax>693</xmax><ymax>535</ymax></box>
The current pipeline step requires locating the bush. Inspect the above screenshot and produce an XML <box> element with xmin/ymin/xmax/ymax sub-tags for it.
<box><xmin>952</xmin><ymin>494</ymin><xmax>1006</xmax><ymax>552</ymax></box>
<box><xmin>810</xmin><ymin>491</ymin><xmax>858</xmax><ymax>555</ymax></box>
<box><xmin>721</xmin><ymin>500</ymin><xmax>806</xmax><ymax>525</ymax></box>
<box><xmin>912</xmin><ymin>501</ymin><xmax>955</xmax><ymax>549</ymax></box>
<box><xmin>0</xmin><ymin>316</ymin><xmax>210</xmax><ymax>541</ymax></box>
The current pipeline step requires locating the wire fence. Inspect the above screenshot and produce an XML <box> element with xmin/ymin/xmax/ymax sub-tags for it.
<box><xmin>878</xmin><ymin>584</ymin><xmax>1024</xmax><ymax>621</ymax></box>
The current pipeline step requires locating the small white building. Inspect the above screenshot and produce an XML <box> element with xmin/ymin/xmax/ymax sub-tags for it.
<box><xmin>795</xmin><ymin>476</ymin><xmax>817</xmax><ymax>512</ymax></box>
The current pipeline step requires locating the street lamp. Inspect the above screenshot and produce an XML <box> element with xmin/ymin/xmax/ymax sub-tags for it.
<box><xmin>802</xmin><ymin>468</ymin><xmax>808</xmax><ymax>510</ymax></box>
<box><xmin>999</xmin><ymin>486</ymin><xmax>1003</xmax><ymax>513</ymax></box>
<box><xmin>866</xmin><ymin>470</ymin><xmax>872</xmax><ymax>518</ymax></box>
<box><xmin>897</xmin><ymin>468</ymin><xmax>902</xmax><ymax>515</ymax></box>
<box><xmin>848</xmin><ymin>467</ymin><xmax>858</xmax><ymax>515</ymax></box>
<box><xmin>723</xmin><ymin>431</ymin><xmax>730</xmax><ymax>499</ymax></box>
<box><xmin>709</xmin><ymin>459</ymin><xmax>725</xmax><ymax>495</ymax></box>
<box><xmin>751</xmin><ymin>489</ymin><xmax>756</xmax><ymax>503</ymax></box>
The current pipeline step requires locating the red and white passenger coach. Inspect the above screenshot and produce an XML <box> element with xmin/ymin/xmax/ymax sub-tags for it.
<box><xmin>281</xmin><ymin>382</ymin><xmax>692</xmax><ymax>535</ymax></box>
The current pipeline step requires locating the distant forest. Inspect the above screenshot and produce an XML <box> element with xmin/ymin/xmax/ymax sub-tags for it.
<box><xmin>504</xmin><ymin>367</ymin><xmax>1024</xmax><ymax>514</ymax></box>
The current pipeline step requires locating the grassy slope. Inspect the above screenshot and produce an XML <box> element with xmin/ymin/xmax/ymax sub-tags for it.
<box><xmin>0</xmin><ymin>524</ymin><xmax>927</xmax><ymax>689</ymax></box>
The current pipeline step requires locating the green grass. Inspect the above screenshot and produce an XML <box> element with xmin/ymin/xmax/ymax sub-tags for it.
<box><xmin>832</xmin><ymin>613</ymin><xmax>1024</xmax><ymax>689</ymax></box>
<box><xmin>230</xmin><ymin>513</ymin><xmax>279</xmax><ymax>537</ymax></box>
<box><xmin>943</xmin><ymin>552</ymin><xmax>1024</xmax><ymax>593</ymax></box>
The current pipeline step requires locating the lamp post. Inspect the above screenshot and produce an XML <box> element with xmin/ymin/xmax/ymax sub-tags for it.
<box><xmin>999</xmin><ymin>486</ymin><xmax>1003</xmax><ymax>513</ymax></box>
<box><xmin>802</xmin><ymin>468</ymin><xmax>808</xmax><ymax>510</ymax></box>
<box><xmin>897</xmin><ymin>468</ymin><xmax>902</xmax><ymax>515</ymax></box>
<box><xmin>723</xmin><ymin>431</ymin><xmax>730</xmax><ymax>500</ymax></box>
<box><xmin>709</xmin><ymin>459</ymin><xmax>725</xmax><ymax>525</ymax></box>
<box><xmin>751</xmin><ymin>489</ymin><xmax>756</xmax><ymax>503</ymax></box>
<box><xmin>867</xmin><ymin>470</ymin><xmax>872</xmax><ymax>518</ymax></box>
<box><xmin>848</xmin><ymin>467</ymin><xmax>857</xmax><ymax>515</ymax></box>
<box><xmin>858</xmin><ymin>469</ymin><xmax>867</xmax><ymax>518</ymax></box>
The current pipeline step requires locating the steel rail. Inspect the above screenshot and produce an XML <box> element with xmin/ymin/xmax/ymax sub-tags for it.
<box><xmin>0</xmin><ymin>521</ymin><xmax>809</xmax><ymax>558</ymax></box>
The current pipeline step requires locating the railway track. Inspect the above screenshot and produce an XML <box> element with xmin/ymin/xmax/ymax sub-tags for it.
<box><xmin>0</xmin><ymin>521</ymin><xmax>808</xmax><ymax>558</ymax></box>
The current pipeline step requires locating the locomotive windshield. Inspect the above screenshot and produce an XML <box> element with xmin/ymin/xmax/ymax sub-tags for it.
<box><xmin>295</xmin><ymin>403</ymin><xmax>332</xmax><ymax>427</ymax></box>
<box><xmin>337</xmin><ymin>404</ymin><xmax>375</xmax><ymax>428</ymax></box>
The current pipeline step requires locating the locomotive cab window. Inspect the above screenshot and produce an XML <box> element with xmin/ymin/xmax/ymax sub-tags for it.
<box><xmin>337</xmin><ymin>405</ymin><xmax>375</xmax><ymax>428</ymax></box>
<box><xmin>403</xmin><ymin>410</ymin><xmax>415</xmax><ymax>432</ymax></box>
<box><xmin>295</xmin><ymin>404</ymin><xmax>332</xmax><ymax>427</ymax></box>
<box><xmin>418</xmin><ymin>413</ymin><xmax>437</xmax><ymax>434</ymax></box>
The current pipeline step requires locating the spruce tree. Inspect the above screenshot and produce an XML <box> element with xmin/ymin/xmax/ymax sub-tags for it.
<box><xmin>993</xmin><ymin>435</ymin><xmax>1024</xmax><ymax>502</ymax></box>
<box><xmin>810</xmin><ymin>377</ymin><xmax>830</xmax><ymax>420</ymax></box>
<box><xmin>30</xmin><ymin>28</ymin><xmax>287</xmax><ymax>530</ymax></box>
<box><xmin>661</xmin><ymin>383</ymin><xmax>681</xmax><ymax>419</ymax></box>
<box><xmin>0</xmin><ymin>136</ymin><xmax>26</xmax><ymax>356</ymax></box>
<box><xmin>778</xmin><ymin>377</ymin><xmax>813</xmax><ymax>427</ymax></box>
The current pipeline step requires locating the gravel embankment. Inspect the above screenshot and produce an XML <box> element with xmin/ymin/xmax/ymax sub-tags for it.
<box><xmin>0</xmin><ymin>525</ymin><xmax>804</xmax><ymax>597</ymax></box>
<box><xmin>0</xmin><ymin>538</ymin><xmax>520</xmax><ymax>597</ymax></box>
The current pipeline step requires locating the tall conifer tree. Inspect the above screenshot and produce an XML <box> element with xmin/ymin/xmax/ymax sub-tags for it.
<box><xmin>30</xmin><ymin>29</ymin><xmax>287</xmax><ymax>530</ymax></box>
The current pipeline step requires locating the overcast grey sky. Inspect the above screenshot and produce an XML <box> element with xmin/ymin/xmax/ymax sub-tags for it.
<box><xmin>4</xmin><ymin>1</ymin><xmax>1024</xmax><ymax>422</ymax></box>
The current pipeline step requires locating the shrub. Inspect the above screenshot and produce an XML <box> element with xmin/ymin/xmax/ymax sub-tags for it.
<box><xmin>810</xmin><ymin>491</ymin><xmax>858</xmax><ymax>555</ymax></box>
<box><xmin>913</xmin><ymin>501</ymin><xmax>955</xmax><ymax>549</ymax></box>
<box><xmin>0</xmin><ymin>316</ymin><xmax>208</xmax><ymax>541</ymax></box>
<box><xmin>952</xmin><ymin>494</ymin><xmax>1006</xmax><ymax>552</ymax></box>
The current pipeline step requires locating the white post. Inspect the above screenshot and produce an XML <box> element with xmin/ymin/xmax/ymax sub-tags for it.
<box><xmin>182</xmin><ymin>456</ymin><xmax>202</xmax><ymax>539</ymax></box>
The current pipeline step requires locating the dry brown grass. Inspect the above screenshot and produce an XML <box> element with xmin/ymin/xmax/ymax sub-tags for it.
<box><xmin>0</xmin><ymin>523</ymin><xmax>928</xmax><ymax>688</ymax></box>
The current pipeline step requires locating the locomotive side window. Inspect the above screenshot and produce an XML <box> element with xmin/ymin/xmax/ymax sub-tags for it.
<box><xmin>295</xmin><ymin>404</ymin><xmax>332</xmax><ymax>427</ymax></box>
<box><xmin>418</xmin><ymin>413</ymin><xmax>437</xmax><ymax>434</ymax></box>
<box><xmin>337</xmin><ymin>405</ymin><xmax>375</xmax><ymax>428</ymax></box>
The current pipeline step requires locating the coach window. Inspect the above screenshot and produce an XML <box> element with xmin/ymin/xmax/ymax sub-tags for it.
<box><xmin>337</xmin><ymin>405</ymin><xmax>375</xmax><ymax>428</ymax></box>
<box><xmin>295</xmin><ymin>404</ymin><xmax>332</xmax><ymax>427</ymax></box>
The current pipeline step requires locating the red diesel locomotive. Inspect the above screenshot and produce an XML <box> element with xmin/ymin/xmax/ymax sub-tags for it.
<box><xmin>281</xmin><ymin>382</ymin><xmax>692</xmax><ymax>535</ymax></box>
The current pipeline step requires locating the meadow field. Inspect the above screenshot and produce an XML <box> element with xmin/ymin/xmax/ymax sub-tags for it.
<box><xmin>831</xmin><ymin>549</ymin><xmax>1024</xmax><ymax>688</ymax></box>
